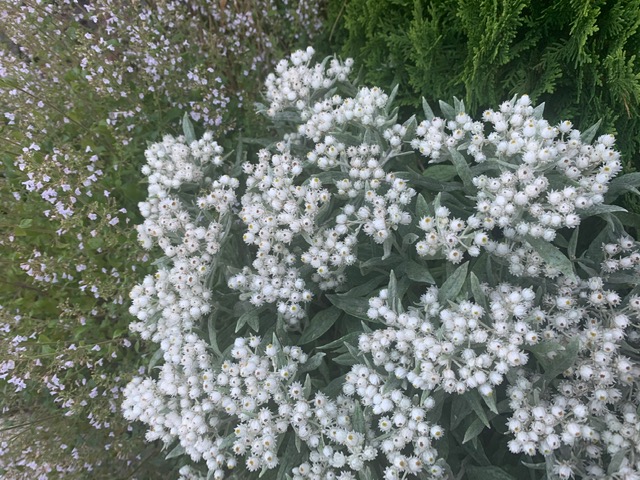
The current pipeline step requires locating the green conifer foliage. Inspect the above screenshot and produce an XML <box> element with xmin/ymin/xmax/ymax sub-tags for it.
<box><xmin>328</xmin><ymin>0</ymin><xmax>640</xmax><ymax>198</ymax></box>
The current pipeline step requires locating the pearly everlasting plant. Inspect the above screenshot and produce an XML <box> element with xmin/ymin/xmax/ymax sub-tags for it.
<box><xmin>125</xmin><ymin>48</ymin><xmax>640</xmax><ymax>480</ymax></box>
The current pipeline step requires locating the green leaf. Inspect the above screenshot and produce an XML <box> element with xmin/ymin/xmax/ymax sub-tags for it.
<box><xmin>277</xmin><ymin>435</ymin><xmax>299</xmax><ymax>479</ymax></box>
<box><xmin>299</xmin><ymin>307</ymin><xmax>341</xmax><ymax>344</ymax></box>
<box><xmin>438</xmin><ymin>261</ymin><xmax>469</xmax><ymax>303</ymax></box>
<box><xmin>299</xmin><ymin>353</ymin><xmax>326</xmax><ymax>375</ymax></box>
<box><xmin>387</xmin><ymin>270</ymin><xmax>399</xmax><ymax>312</ymax></box>
<box><xmin>406</xmin><ymin>261</ymin><xmax>436</xmax><ymax>284</ymax></box>
<box><xmin>439</xmin><ymin>100</ymin><xmax>456</xmax><ymax>120</ymax></box>
<box><xmin>352</xmin><ymin>402</ymin><xmax>366</xmax><ymax>434</ymax></box>
<box><xmin>236</xmin><ymin>309</ymin><xmax>261</xmax><ymax>333</ymax></box>
<box><xmin>605</xmin><ymin>172</ymin><xmax>640</xmax><ymax>202</ymax></box>
<box><xmin>18</xmin><ymin>218</ymin><xmax>33</xmax><ymax>229</ymax></box>
<box><xmin>424</xmin><ymin>164</ymin><xmax>458</xmax><ymax>182</ymax></box>
<box><xmin>531</xmin><ymin>339</ymin><xmax>581</xmax><ymax>381</ymax></box>
<box><xmin>326</xmin><ymin>294</ymin><xmax>371</xmax><ymax>321</ymax></box>
<box><xmin>450</xmin><ymin>395</ymin><xmax>472</xmax><ymax>430</ymax></box>
<box><xmin>449</xmin><ymin>147</ymin><xmax>473</xmax><ymax>190</ymax></box>
<box><xmin>580</xmin><ymin>204</ymin><xmax>627</xmax><ymax>217</ymax></box>
<box><xmin>416</xmin><ymin>193</ymin><xmax>431</xmax><ymax>219</ymax></box>
<box><xmin>608</xmin><ymin>448</ymin><xmax>629</xmax><ymax>475</ymax></box>
<box><xmin>526</xmin><ymin>236</ymin><xmax>575</xmax><ymax>280</ymax></box>
<box><xmin>580</xmin><ymin>119</ymin><xmax>601</xmax><ymax>144</ymax></box>
<box><xmin>387</xmin><ymin>83</ymin><xmax>400</xmax><ymax>108</ymax></box>
<box><xmin>147</xmin><ymin>347</ymin><xmax>164</xmax><ymax>370</ymax></box>
<box><xmin>165</xmin><ymin>443</ymin><xmax>185</xmax><ymax>460</ymax></box>
<box><xmin>207</xmin><ymin>315</ymin><xmax>223</xmax><ymax>357</ymax></box>
<box><xmin>568</xmin><ymin>226</ymin><xmax>580</xmax><ymax>259</ymax></box>
<box><xmin>422</xmin><ymin>97</ymin><xmax>435</xmax><ymax>120</ymax></box>
<box><xmin>463</xmin><ymin>417</ymin><xmax>487</xmax><ymax>444</ymax></box>
<box><xmin>318</xmin><ymin>332</ymin><xmax>360</xmax><ymax>350</ymax></box>
<box><xmin>469</xmin><ymin>272</ymin><xmax>487</xmax><ymax>311</ymax></box>
<box><xmin>465</xmin><ymin>391</ymin><xmax>491</xmax><ymax>428</ymax></box>
<box><xmin>465</xmin><ymin>465</ymin><xmax>517</xmax><ymax>480</ymax></box>
<box><xmin>182</xmin><ymin>113</ymin><xmax>196</xmax><ymax>144</ymax></box>
<box><xmin>532</xmin><ymin>102</ymin><xmax>545</xmax><ymax>119</ymax></box>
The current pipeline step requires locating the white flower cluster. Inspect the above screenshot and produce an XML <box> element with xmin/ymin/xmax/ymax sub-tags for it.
<box><xmin>264</xmin><ymin>46</ymin><xmax>352</xmax><ymax>117</ymax></box>
<box><xmin>304</xmin><ymin>143</ymin><xmax>415</xmax><ymax>289</ymax></box>
<box><xmin>416</xmin><ymin>200</ymin><xmax>479</xmax><ymax>263</ymax></box>
<box><xmin>340</xmin><ymin>365</ymin><xmax>446</xmax><ymax>480</ymax></box>
<box><xmin>228</xmin><ymin>50</ymin><xmax>416</xmax><ymax>323</ymax></box>
<box><xmin>300</xmin><ymin>86</ymin><xmax>389</xmax><ymax>142</ymax></box>
<box><xmin>228</xmin><ymin>142</ymin><xmax>320</xmax><ymax>325</ymax></box>
<box><xmin>361</xmin><ymin>284</ymin><xmax>538</xmax><ymax>398</ymax></box>
<box><xmin>412</xmin><ymin>95</ymin><xmax>623</xmax><ymax>277</ymax></box>
<box><xmin>500</xmin><ymin>244</ymin><xmax>640</xmax><ymax>474</ymax></box>
<box><xmin>124</xmin><ymin>336</ymin><xmax>310</xmax><ymax>479</ymax></box>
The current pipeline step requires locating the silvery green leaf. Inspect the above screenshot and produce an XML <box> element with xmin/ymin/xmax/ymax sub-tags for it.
<box><xmin>303</xmin><ymin>374</ymin><xmax>312</xmax><ymax>398</ymax></box>
<box><xmin>469</xmin><ymin>272</ymin><xmax>487</xmax><ymax>311</ymax></box>
<box><xmin>165</xmin><ymin>443</ymin><xmax>185</xmax><ymax>459</ymax></box>
<box><xmin>465</xmin><ymin>391</ymin><xmax>491</xmax><ymax>427</ymax></box>
<box><xmin>453</xmin><ymin>96</ymin><xmax>465</xmax><ymax>114</ymax></box>
<box><xmin>465</xmin><ymin>465</ymin><xmax>518</xmax><ymax>480</ymax></box>
<box><xmin>449</xmin><ymin>147</ymin><xmax>474</xmax><ymax>191</ymax></box>
<box><xmin>148</xmin><ymin>347</ymin><xmax>164</xmax><ymax>370</ymax></box>
<box><xmin>416</xmin><ymin>193</ymin><xmax>431</xmax><ymax>219</ymax></box>
<box><xmin>482</xmin><ymin>392</ymin><xmax>499</xmax><ymax>415</ymax></box>
<box><xmin>207</xmin><ymin>315</ymin><xmax>223</xmax><ymax>357</ymax></box>
<box><xmin>450</xmin><ymin>395</ymin><xmax>472</xmax><ymax>430</ymax></box>
<box><xmin>405</xmin><ymin>261</ymin><xmax>436</xmax><ymax>284</ymax></box>
<box><xmin>402</xmin><ymin>232</ymin><xmax>420</xmax><ymax>246</ymax></box>
<box><xmin>402</xmin><ymin>114</ymin><xmax>417</xmax><ymax>138</ymax></box>
<box><xmin>326</xmin><ymin>294</ymin><xmax>371</xmax><ymax>321</ymax></box>
<box><xmin>382</xmin><ymin>236</ymin><xmax>393</xmax><ymax>260</ymax></box>
<box><xmin>526</xmin><ymin>236</ymin><xmax>575</xmax><ymax>280</ymax></box>
<box><xmin>299</xmin><ymin>353</ymin><xmax>326</xmax><ymax>376</ymax></box>
<box><xmin>424</xmin><ymin>164</ymin><xmax>458</xmax><ymax>182</ymax></box>
<box><xmin>608</xmin><ymin>448</ymin><xmax>628</xmax><ymax>475</ymax></box>
<box><xmin>568</xmin><ymin>226</ymin><xmax>580</xmax><ymax>260</ymax></box>
<box><xmin>352</xmin><ymin>402</ymin><xmax>366</xmax><ymax>434</ymax></box>
<box><xmin>580</xmin><ymin>119</ymin><xmax>602</xmax><ymax>144</ymax></box>
<box><xmin>387</xmin><ymin>270</ymin><xmax>399</xmax><ymax>312</ymax></box>
<box><xmin>438</xmin><ymin>261</ymin><xmax>469</xmax><ymax>303</ymax></box>
<box><xmin>438</xmin><ymin>100</ymin><xmax>456</xmax><ymax>120</ymax></box>
<box><xmin>532</xmin><ymin>101</ymin><xmax>545</xmax><ymax>119</ymax></box>
<box><xmin>318</xmin><ymin>332</ymin><xmax>360</xmax><ymax>350</ymax></box>
<box><xmin>397</xmin><ymin>169</ymin><xmax>459</xmax><ymax>192</ymax></box>
<box><xmin>537</xmin><ymin>338</ymin><xmax>580</xmax><ymax>381</ymax></box>
<box><xmin>387</xmin><ymin>83</ymin><xmax>400</xmax><ymax>108</ymax></box>
<box><xmin>276</xmin><ymin>436</ymin><xmax>298</xmax><ymax>479</ymax></box>
<box><xmin>272</xmin><ymin>110</ymin><xmax>302</xmax><ymax>123</ymax></box>
<box><xmin>322</xmin><ymin>374</ymin><xmax>347</xmax><ymax>397</ymax></box>
<box><xmin>463</xmin><ymin>417</ymin><xmax>486</xmax><ymax>444</ymax></box>
<box><xmin>182</xmin><ymin>113</ymin><xmax>196</xmax><ymax>144</ymax></box>
<box><xmin>605</xmin><ymin>172</ymin><xmax>640</xmax><ymax>202</ymax></box>
<box><xmin>422</xmin><ymin>97</ymin><xmax>435</xmax><ymax>120</ymax></box>
<box><xmin>236</xmin><ymin>308</ymin><xmax>261</xmax><ymax>333</ymax></box>
<box><xmin>343</xmin><ymin>276</ymin><xmax>387</xmax><ymax>297</ymax></box>
<box><xmin>580</xmin><ymin>204</ymin><xmax>627</xmax><ymax>217</ymax></box>
<box><xmin>299</xmin><ymin>307</ymin><xmax>341</xmax><ymax>344</ymax></box>
<box><xmin>332</xmin><ymin>352</ymin><xmax>359</xmax><ymax>366</ymax></box>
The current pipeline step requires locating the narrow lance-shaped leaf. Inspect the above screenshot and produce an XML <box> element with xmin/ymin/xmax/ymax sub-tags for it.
<box><xmin>526</xmin><ymin>236</ymin><xmax>575</xmax><ymax>280</ymax></box>
<box><xmin>463</xmin><ymin>417</ymin><xmax>486</xmax><ymax>444</ymax></box>
<box><xmin>448</xmin><ymin>147</ymin><xmax>474</xmax><ymax>191</ymax></box>
<box><xmin>299</xmin><ymin>307</ymin><xmax>341</xmax><ymax>344</ymax></box>
<box><xmin>182</xmin><ymin>112</ymin><xmax>196</xmax><ymax>144</ymax></box>
<box><xmin>422</xmin><ymin>97</ymin><xmax>435</xmax><ymax>120</ymax></box>
<box><xmin>438</xmin><ymin>261</ymin><xmax>469</xmax><ymax>303</ymax></box>
<box><xmin>580</xmin><ymin>119</ymin><xmax>601</xmax><ymax>144</ymax></box>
